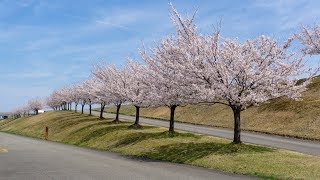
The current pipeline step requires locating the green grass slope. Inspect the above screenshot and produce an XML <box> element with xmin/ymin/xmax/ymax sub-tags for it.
<box><xmin>2</xmin><ymin>111</ymin><xmax>320</xmax><ymax>179</ymax></box>
<box><xmin>104</xmin><ymin>76</ymin><xmax>320</xmax><ymax>140</ymax></box>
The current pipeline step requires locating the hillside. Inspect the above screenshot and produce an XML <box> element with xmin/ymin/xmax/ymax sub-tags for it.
<box><xmin>2</xmin><ymin>111</ymin><xmax>320</xmax><ymax>179</ymax></box>
<box><xmin>104</xmin><ymin>76</ymin><xmax>320</xmax><ymax>140</ymax></box>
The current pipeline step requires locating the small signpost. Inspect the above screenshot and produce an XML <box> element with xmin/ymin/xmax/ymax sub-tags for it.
<box><xmin>45</xmin><ymin>127</ymin><xmax>49</xmax><ymax>140</ymax></box>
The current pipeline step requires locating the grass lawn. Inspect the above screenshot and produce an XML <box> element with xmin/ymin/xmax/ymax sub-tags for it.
<box><xmin>102</xmin><ymin>76</ymin><xmax>320</xmax><ymax>140</ymax></box>
<box><xmin>1</xmin><ymin>111</ymin><xmax>320</xmax><ymax>179</ymax></box>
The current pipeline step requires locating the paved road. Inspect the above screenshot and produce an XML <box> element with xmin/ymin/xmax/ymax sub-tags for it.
<box><xmin>90</xmin><ymin>111</ymin><xmax>320</xmax><ymax>156</ymax></box>
<box><xmin>0</xmin><ymin>132</ymin><xmax>253</xmax><ymax>180</ymax></box>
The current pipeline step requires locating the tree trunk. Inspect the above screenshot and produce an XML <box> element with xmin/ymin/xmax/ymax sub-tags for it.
<box><xmin>169</xmin><ymin>105</ymin><xmax>177</xmax><ymax>133</ymax></box>
<box><xmin>70</xmin><ymin>103</ymin><xmax>72</xmax><ymax>111</ymax></box>
<box><xmin>232</xmin><ymin>105</ymin><xmax>242</xmax><ymax>144</ymax></box>
<box><xmin>134</xmin><ymin>105</ymin><xmax>140</xmax><ymax>125</ymax></box>
<box><xmin>36</xmin><ymin>110</ymin><xmax>38</xmax><ymax>115</ymax></box>
<box><xmin>75</xmin><ymin>104</ymin><xmax>78</xmax><ymax>112</ymax></box>
<box><xmin>81</xmin><ymin>105</ymin><xmax>84</xmax><ymax>114</ymax></box>
<box><xmin>100</xmin><ymin>103</ymin><xmax>105</xmax><ymax>119</ymax></box>
<box><xmin>115</xmin><ymin>104</ymin><xmax>121</xmax><ymax>122</ymax></box>
<box><xmin>89</xmin><ymin>104</ymin><xmax>92</xmax><ymax>115</ymax></box>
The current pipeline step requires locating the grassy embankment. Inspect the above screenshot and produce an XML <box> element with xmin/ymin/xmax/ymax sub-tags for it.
<box><xmin>103</xmin><ymin>76</ymin><xmax>320</xmax><ymax>140</ymax></box>
<box><xmin>1</xmin><ymin>111</ymin><xmax>320</xmax><ymax>179</ymax></box>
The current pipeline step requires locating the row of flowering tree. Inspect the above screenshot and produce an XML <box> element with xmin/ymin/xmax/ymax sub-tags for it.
<box><xmin>14</xmin><ymin>4</ymin><xmax>320</xmax><ymax>144</ymax></box>
<box><xmin>11</xmin><ymin>98</ymin><xmax>44</xmax><ymax>118</ymax></box>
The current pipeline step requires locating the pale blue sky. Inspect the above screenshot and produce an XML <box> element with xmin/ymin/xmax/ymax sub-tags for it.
<box><xmin>0</xmin><ymin>0</ymin><xmax>320</xmax><ymax>111</ymax></box>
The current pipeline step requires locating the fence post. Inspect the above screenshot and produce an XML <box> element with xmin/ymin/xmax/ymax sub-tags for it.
<box><xmin>45</xmin><ymin>127</ymin><xmax>49</xmax><ymax>140</ymax></box>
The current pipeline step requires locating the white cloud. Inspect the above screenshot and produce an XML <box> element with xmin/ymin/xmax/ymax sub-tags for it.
<box><xmin>95</xmin><ymin>9</ymin><xmax>145</xmax><ymax>28</ymax></box>
<box><xmin>95</xmin><ymin>19</ymin><xmax>129</xmax><ymax>30</ymax></box>
<box><xmin>7</xmin><ymin>71</ymin><xmax>53</xmax><ymax>79</ymax></box>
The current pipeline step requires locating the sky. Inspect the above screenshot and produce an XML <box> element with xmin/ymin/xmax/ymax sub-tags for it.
<box><xmin>0</xmin><ymin>0</ymin><xmax>320</xmax><ymax>112</ymax></box>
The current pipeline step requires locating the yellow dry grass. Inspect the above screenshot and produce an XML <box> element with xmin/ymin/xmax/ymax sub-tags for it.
<box><xmin>0</xmin><ymin>147</ymin><xmax>8</xmax><ymax>153</ymax></box>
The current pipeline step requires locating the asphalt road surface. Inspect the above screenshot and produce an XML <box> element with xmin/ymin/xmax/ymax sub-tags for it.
<box><xmin>90</xmin><ymin>110</ymin><xmax>320</xmax><ymax>156</ymax></box>
<box><xmin>0</xmin><ymin>132</ymin><xmax>254</xmax><ymax>180</ymax></box>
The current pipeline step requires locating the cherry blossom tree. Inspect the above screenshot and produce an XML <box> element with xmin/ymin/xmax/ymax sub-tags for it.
<box><xmin>140</xmin><ymin>38</ymin><xmax>200</xmax><ymax>133</ymax></box>
<box><xmin>47</xmin><ymin>87</ymin><xmax>74</xmax><ymax>111</ymax></box>
<box><xmin>55</xmin><ymin>88</ymin><xmax>69</xmax><ymax>111</ymax></box>
<box><xmin>11</xmin><ymin>107</ymin><xmax>23</xmax><ymax>119</ymax></box>
<box><xmin>28</xmin><ymin>98</ymin><xmax>44</xmax><ymax>115</ymax></box>
<box><xmin>207</xmin><ymin>36</ymin><xmax>313</xmax><ymax>143</ymax></box>
<box><xmin>163</xmin><ymin>4</ymin><xmax>316</xmax><ymax>143</ymax></box>
<box><xmin>47</xmin><ymin>94</ymin><xmax>59</xmax><ymax>110</ymax></box>
<box><xmin>133</xmin><ymin>4</ymin><xmax>208</xmax><ymax>133</ymax></box>
<box><xmin>64</xmin><ymin>87</ymin><xmax>75</xmax><ymax>111</ymax></box>
<box><xmin>11</xmin><ymin>105</ymin><xmax>31</xmax><ymax>119</ymax></box>
<box><xmin>82</xmin><ymin>76</ymin><xmax>113</xmax><ymax>119</ymax></box>
<box><xmin>93</xmin><ymin>80</ymin><xmax>112</xmax><ymax>119</ymax></box>
<box><xmin>53</xmin><ymin>90</ymin><xmax>66</xmax><ymax>110</ymax></box>
<box><xmin>295</xmin><ymin>25</ymin><xmax>320</xmax><ymax>55</ymax></box>
<box><xmin>77</xmin><ymin>83</ymin><xmax>88</xmax><ymax>114</ymax></box>
<box><xmin>122</xmin><ymin>60</ymin><xmax>152</xmax><ymax>127</ymax></box>
<box><xmin>78</xmin><ymin>79</ymin><xmax>97</xmax><ymax>115</ymax></box>
<box><xmin>92</xmin><ymin>63</ymin><xmax>128</xmax><ymax>123</ymax></box>
<box><xmin>68</xmin><ymin>84</ymin><xmax>81</xmax><ymax>112</ymax></box>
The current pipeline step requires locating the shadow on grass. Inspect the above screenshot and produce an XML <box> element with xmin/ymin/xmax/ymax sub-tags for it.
<box><xmin>107</xmin><ymin>130</ymin><xmax>274</xmax><ymax>164</ymax></box>
<box><xmin>70</xmin><ymin>121</ymin><xmax>129</xmax><ymax>135</ymax></box>
<box><xmin>73</xmin><ymin>125</ymin><xmax>130</xmax><ymax>146</ymax></box>
<box><xmin>111</xmin><ymin>131</ymin><xmax>200</xmax><ymax>149</ymax></box>
<box><xmin>67</xmin><ymin>122</ymin><xmax>157</xmax><ymax>146</ymax></box>
<box><xmin>18</xmin><ymin>113</ymin><xmax>103</xmax><ymax>133</ymax></box>
<box><xmin>55</xmin><ymin>116</ymin><xmax>101</xmax><ymax>128</ymax></box>
<box><xmin>141</xmin><ymin>142</ymin><xmax>275</xmax><ymax>164</ymax></box>
<box><xmin>128</xmin><ymin>124</ymin><xmax>143</xmax><ymax>129</ymax></box>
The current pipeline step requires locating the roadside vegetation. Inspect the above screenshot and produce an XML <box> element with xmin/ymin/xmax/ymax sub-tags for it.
<box><xmin>2</xmin><ymin>111</ymin><xmax>320</xmax><ymax>179</ymax></box>
<box><xmin>101</xmin><ymin>76</ymin><xmax>320</xmax><ymax>140</ymax></box>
